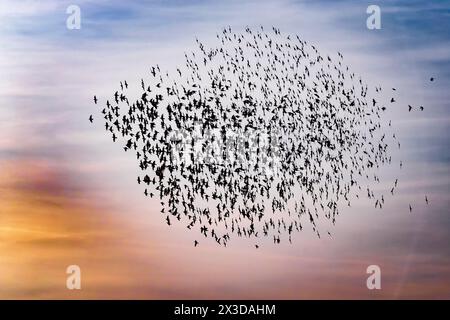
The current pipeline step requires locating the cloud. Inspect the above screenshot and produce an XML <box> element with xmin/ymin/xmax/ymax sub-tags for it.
<box><xmin>0</xmin><ymin>0</ymin><xmax>449</xmax><ymax>299</ymax></box>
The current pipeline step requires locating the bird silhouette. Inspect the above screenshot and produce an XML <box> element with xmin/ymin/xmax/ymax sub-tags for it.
<box><xmin>91</xmin><ymin>26</ymin><xmax>421</xmax><ymax>247</ymax></box>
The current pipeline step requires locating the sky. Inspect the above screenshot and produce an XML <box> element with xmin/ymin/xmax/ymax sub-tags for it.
<box><xmin>0</xmin><ymin>0</ymin><xmax>449</xmax><ymax>299</ymax></box>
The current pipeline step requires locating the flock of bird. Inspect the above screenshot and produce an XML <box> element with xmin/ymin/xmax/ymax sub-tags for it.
<box><xmin>91</xmin><ymin>26</ymin><xmax>431</xmax><ymax>248</ymax></box>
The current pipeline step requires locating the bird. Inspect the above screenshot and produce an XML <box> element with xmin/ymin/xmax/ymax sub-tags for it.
<box><xmin>430</xmin><ymin>77</ymin><xmax>434</xmax><ymax>82</ymax></box>
<box><xmin>91</xmin><ymin>26</ymin><xmax>410</xmax><ymax>247</ymax></box>
<box><xmin>89</xmin><ymin>115</ymin><xmax>93</xmax><ymax>123</ymax></box>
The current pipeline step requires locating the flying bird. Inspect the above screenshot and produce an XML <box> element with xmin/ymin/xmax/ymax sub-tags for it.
<box><xmin>91</xmin><ymin>26</ymin><xmax>416</xmax><ymax>247</ymax></box>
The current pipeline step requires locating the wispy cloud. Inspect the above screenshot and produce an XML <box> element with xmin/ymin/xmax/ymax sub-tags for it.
<box><xmin>0</xmin><ymin>0</ymin><xmax>449</xmax><ymax>299</ymax></box>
